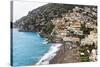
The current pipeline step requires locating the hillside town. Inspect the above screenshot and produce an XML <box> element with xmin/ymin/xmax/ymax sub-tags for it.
<box><xmin>14</xmin><ymin>3</ymin><xmax>97</xmax><ymax>64</ymax></box>
<box><xmin>50</xmin><ymin>6</ymin><xmax>97</xmax><ymax>62</ymax></box>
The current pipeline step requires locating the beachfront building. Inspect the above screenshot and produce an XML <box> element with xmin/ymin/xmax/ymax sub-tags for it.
<box><xmin>63</xmin><ymin>36</ymin><xmax>80</xmax><ymax>43</ymax></box>
<box><xmin>56</xmin><ymin>30</ymin><xmax>67</xmax><ymax>38</ymax></box>
<box><xmin>69</xmin><ymin>20</ymin><xmax>81</xmax><ymax>30</ymax></box>
<box><xmin>85</xmin><ymin>22</ymin><xmax>96</xmax><ymax>29</ymax></box>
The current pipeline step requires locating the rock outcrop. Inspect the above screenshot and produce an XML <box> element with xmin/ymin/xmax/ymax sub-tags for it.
<box><xmin>14</xmin><ymin>3</ymin><xmax>75</xmax><ymax>33</ymax></box>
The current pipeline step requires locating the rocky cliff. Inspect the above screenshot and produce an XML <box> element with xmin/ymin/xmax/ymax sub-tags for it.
<box><xmin>14</xmin><ymin>3</ymin><xmax>74</xmax><ymax>32</ymax></box>
<box><xmin>14</xmin><ymin>3</ymin><xmax>97</xmax><ymax>38</ymax></box>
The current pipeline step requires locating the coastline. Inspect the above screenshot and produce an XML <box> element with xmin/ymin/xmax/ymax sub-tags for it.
<box><xmin>12</xmin><ymin>3</ymin><xmax>97</xmax><ymax>65</ymax></box>
<box><xmin>36</xmin><ymin>43</ymin><xmax>63</xmax><ymax>65</ymax></box>
<box><xmin>36</xmin><ymin>41</ymin><xmax>80</xmax><ymax>65</ymax></box>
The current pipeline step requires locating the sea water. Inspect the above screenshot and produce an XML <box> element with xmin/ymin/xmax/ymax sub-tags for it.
<box><xmin>12</xmin><ymin>29</ymin><xmax>51</xmax><ymax>66</ymax></box>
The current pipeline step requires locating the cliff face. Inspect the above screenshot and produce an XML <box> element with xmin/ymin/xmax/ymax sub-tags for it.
<box><xmin>14</xmin><ymin>3</ymin><xmax>75</xmax><ymax>33</ymax></box>
<box><xmin>14</xmin><ymin>3</ymin><xmax>86</xmax><ymax>35</ymax></box>
<box><xmin>14</xmin><ymin>3</ymin><xmax>97</xmax><ymax>38</ymax></box>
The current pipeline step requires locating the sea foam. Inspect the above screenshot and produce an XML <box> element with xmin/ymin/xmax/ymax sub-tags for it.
<box><xmin>36</xmin><ymin>43</ymin><xmax>63</xmax><ymax>65</ymax></box>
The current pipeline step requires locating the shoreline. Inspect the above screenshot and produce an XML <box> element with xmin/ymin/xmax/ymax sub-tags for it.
<box><xmin>36</xmin><ymin>43</ymin><xmax>63</xmax><ymax>65</ymax></box>
<box><xmin>36</xmin><ymin>41</ymin><xmax>81</xmax><ymax>65</ymax></box>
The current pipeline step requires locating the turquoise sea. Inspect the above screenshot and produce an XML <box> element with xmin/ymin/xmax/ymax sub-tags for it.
<box><xmin>12</xmin><ymin>29</ymin><xmax>51</xmax><ymax>66</ymax></box>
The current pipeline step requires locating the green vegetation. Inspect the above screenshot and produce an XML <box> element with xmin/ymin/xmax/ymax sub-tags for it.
<box><xmin>79</xmin><ymin>43</ymin><xmax>96</xmax><ymax>62</ymax></box>
<box><xmin>80</xmin><ymin>55</ymin><xmax>90</xmax><ymax>62</ymax></box>
<box><xmin>42</xmin><ymin>22</ymin><xmax>55</xmax><ymax>34</ymax></box>
<box><xmin>80</xmin><ymin>45</ymin><xmax>90</xmax><ymax>62</ymax></box>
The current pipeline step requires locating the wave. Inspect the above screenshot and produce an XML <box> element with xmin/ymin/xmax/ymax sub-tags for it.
<box><xmin>36</xmin><ymin>43</ymin><xmax>63</xmax><ymax>65</ymax></box>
